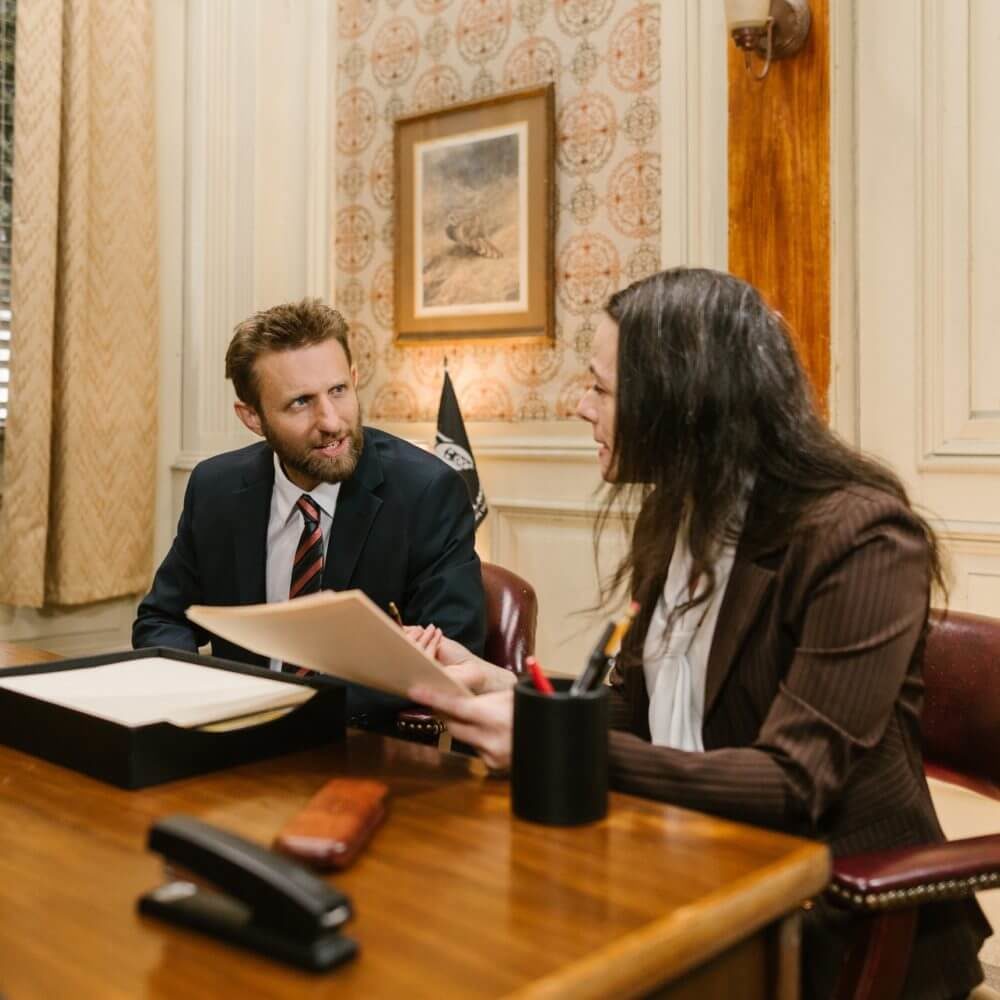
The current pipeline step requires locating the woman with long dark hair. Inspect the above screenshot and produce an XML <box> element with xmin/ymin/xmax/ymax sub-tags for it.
<box><xmin>408</xmin><ymin>268</ymin><xmax>989</xmax><ymax>998</ymax></box>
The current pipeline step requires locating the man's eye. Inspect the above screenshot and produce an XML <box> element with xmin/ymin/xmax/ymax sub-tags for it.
<box><xmin>331</xmin><ymin>384</ymin><xmax>347</xmax><ymax>396</ymax></box>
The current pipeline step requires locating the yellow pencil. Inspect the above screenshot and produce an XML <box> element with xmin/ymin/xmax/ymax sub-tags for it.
<box><xmin>387</xmin><ymin>601</ymin><xmax>404</xmax><ymax>628</ymax></box>
<box><xmin>602</xmin><ymin>600</ymin><xmax>640</xmax><ymax>657</ymax></box>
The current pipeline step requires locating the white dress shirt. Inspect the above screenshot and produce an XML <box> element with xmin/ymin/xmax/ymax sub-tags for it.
<box><xmin>264</xmin><ymin>453</ymin><xmax>341</xmax><ymax>671</ymax></box>
<box><xmin>642</xmin><ymin>526</ymin><xmax>738</xmax><ymax>751</ymax></box>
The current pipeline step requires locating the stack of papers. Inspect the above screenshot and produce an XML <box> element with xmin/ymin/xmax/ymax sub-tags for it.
<box><xmin>186</xmin><ymin>590</ymin><xmax>470</xmax><ymax>698</ymax></box>
<box><xmin>0</xmin><ymin>657</ymin><xmax>314</xmax><ymax>729</ymax></box>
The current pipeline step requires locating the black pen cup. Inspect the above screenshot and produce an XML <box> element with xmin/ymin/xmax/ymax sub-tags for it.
<box><xmin>511</xmin><ymin>677</ymin><xmax>608</xmax><ymax>826</ymax></box>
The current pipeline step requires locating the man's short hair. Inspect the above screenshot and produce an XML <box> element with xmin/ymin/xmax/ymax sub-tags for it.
<box><xmin>225</xmin><ymin>299</ymin><xmax>352</xmax><ymax>409</ymax></box>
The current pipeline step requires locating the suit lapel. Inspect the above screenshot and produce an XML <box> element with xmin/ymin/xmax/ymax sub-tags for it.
<box><xmin>232</xmin><ymin>445</ymin><xmax>274</xmax><ymax>605</ymax></box>
<box><xmin>703</xmin><ymin>554</ymin><xmax>776</xmax><ymax>718</ymax></box>
<box><xmin>323</xmin><ymin>430</ymin><xmax>383</xmax><ymax>591</ymax></box>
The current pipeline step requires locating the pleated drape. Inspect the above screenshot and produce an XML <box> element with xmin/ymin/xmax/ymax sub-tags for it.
<box><xmin>0</xmin><ymin>0</ymin><xmax>158</xmax><ymax>606</ymax></box>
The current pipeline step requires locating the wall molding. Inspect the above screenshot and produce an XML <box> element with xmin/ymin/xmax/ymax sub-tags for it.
<box><xmin>933</xmin><ymin>518</ymin><xmax>1000</xmax><ymax>548</ymax></box>
<box><xmin>369</xmin><ymin>420</ymin><xmax>598</xmax><ymax>459</ymax></box>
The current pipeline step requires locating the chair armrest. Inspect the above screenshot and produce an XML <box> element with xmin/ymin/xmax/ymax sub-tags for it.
<box><xmin>828</xmin><ymin>833</ymin><xmax>1000</xmax><ymax>912</ymax></box>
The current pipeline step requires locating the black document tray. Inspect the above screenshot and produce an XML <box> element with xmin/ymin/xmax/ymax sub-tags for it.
<box><xmin>0</xmin><ymin>647</ymin><xmax>345</xmax><ymax>789</ymax></box>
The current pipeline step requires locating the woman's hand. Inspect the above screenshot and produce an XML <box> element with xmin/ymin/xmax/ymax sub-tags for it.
<box><xmin>403</xmin><ymin>625</ymin><xmax>517</xmax><ymax>695</ymax></box>
<box><xmin>407</xmin><ymin>683</ymin><xmax>514</xmax><ymax>772</ymax></box>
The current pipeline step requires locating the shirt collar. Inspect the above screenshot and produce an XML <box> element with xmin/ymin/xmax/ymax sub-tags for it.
<box><xmin>272</xmin><ymin>452</ymin><xmax>341</xmax><ymax>524</ymax></box>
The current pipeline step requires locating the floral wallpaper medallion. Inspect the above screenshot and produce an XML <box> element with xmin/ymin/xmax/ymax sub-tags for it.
<box><xmin>456</xmin><ymin>0</ymin><xmax>512</xmax><ymax>64</ymax></box>
<box><xmin>557</xmin><ymin>92</ymin><xmax>617</xmax><ymax>175</ymax></box>
<box><xmin>503</xmin><ymin>36</ymin><xmax>560</xmax><ymax>87</ymax></box>
<box><xmin>349</xmin><ymin>322</ymin><xmax>378</xmax><ymax>388</ymax></box>
<box><xmin>370</xmin><ymin>142</ymin><xmax>395</xmax><ymax>209</ymax></box>
<box><xmin>337</xmin><ymin>87</ymin><xmax>378</xmax><ymax>156</ymax></box>
<box><xmin>336</xmin><ymin>205</ymin><xmax>376</xmax><ymax>273</ymax></box>
<box><xmin>371</xmin><ymin>18</ymin><xmax>421</xmax><ymax>87</ymax></box>
<box><xmin>555</xmin><ymin>0</ymin><xmax>615</xmax><ymax>37</ymax></box>
<box><xmin>339</xmin><ymin>0</ymin><xmax>378</xmax><ymax>41</ymax></box>
<box><xmin>607</xmin><ymin>151</ymin><xmax>660</xmax><ymax>239</ymax></box>
<box><xmin>338</xmin><ymin>278</ymin><xmax>367</xmax><ymax>317</ymax></box>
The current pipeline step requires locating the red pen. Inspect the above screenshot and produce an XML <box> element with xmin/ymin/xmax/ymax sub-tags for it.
<box><xmin>526</xmin><ymin>655</ymin><xmax>555</xmax><ymax>696</ymax></box>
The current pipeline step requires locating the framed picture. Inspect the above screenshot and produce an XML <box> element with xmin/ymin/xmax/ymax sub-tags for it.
<box><xmin>393</xmin><ymin>84</ymin><xmax>554</xmax><ymax>344</ymax></box>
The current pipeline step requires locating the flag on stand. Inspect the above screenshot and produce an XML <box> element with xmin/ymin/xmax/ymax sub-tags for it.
<box><xmin>434</xmin><ymin>368</ymin><xmax>488</xmax><ymax>528</ymax></box>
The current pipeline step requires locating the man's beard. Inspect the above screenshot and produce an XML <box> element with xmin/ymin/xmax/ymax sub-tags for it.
<box><xmin>260</xmin><ymin>414</ymin><xmax>364</xmax><ymax>485</ymax></box>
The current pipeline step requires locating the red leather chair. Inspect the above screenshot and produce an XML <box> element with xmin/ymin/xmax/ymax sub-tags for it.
<box><xmin>828</xmin><ymin>609</ymin><xmax>1000</xmax><ymax>999</ymax></box>
<box><xmin>395</xmin><ymin>561</ymin><xmax>538</xmax><ymax>740</ymax></box>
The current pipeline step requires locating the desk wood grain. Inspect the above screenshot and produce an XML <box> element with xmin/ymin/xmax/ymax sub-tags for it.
<box><xmin>0</xmin><ymin>646</ymin><xmax>830</xmax><ymax>998</ymax></box>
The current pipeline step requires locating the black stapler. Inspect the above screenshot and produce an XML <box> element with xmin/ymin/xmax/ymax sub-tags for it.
<box><xmin>138</xmin><ymin>814</ymin><xmax>358</xmax><ymax>972</ymax></box>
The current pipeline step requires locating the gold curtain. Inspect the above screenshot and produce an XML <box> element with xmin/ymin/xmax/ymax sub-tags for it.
<box><xmin>0</xmin><ymin>0</ymin><xmax>158</xmax><ymax>607</ymax></box>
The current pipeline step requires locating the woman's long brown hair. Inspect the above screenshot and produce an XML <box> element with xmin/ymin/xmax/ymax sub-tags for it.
<box><xmin>595</xmin><ymin>268</ymin><xmax>945</xmax><ymax>668</ymax></box>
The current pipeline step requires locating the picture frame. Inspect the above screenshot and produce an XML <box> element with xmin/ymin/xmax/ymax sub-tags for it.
<box><xmin>393</xmin><ymin>84</ymin><xmax>555</xmax><ymax>345</ymax></box>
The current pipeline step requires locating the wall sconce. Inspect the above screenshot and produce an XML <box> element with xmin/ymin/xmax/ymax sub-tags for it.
<box><xmin>724</xmin><ymin>0</ymin><xmax>811</xmax><ymax>81</ymax></box>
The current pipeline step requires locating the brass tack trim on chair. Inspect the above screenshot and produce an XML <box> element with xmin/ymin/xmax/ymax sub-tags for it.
<box><xmin>827</xmin><ymin>870</ymin><xmax>1000</xmax><ymax>911</ymax></box>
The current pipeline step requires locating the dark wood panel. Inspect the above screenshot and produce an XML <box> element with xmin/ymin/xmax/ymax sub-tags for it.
<box><xmin>728</xmin><ymin>0</ymin><xmax>830</xmax><ymax>414</ymax></box>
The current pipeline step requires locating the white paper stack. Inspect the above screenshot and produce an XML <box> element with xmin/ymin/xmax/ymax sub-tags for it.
<box><xmin>0</xmin><ymin>657</ymin><xmax>314</xmax><ymax>729</ymax></box>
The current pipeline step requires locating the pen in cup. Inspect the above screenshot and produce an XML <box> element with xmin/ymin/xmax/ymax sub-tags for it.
<box><xmin>570</xmin><ymin>622</ymin><xmax>615</xmax><ymax>696</ymax></box>
<box><xmin>570</xmin><ymin>601</ymin><xmax>640</xmax><ymax>695</ymax></box>
<box><xmin>526</xmin><ymin>655</ymin><xmax>555</xmax><ymax>696</ymax></box>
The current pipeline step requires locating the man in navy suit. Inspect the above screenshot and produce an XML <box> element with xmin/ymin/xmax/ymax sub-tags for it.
<box><xmin>133</xmin><ymin>299</ymin><xmax>485</xmax><ymax>728</ymax></box>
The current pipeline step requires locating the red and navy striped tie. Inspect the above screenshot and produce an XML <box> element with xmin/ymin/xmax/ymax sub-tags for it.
<box><xmin>289</xmin><ymin>494</ymin><xmax>323</xmax><ymax>599</ymax></box>
<box><xmin>283</xmin><ymin>495</ymin><xmax>323</xmax><ymax>675</ymax></box>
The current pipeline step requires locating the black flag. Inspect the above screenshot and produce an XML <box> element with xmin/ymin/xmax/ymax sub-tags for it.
<box><xmin>435</xmin><ymin>370</ymin><xmax>487</xmax><ymax>528</ymax></box>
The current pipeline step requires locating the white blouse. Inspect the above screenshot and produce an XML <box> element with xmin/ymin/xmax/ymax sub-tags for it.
<box><xmin>642</xmin><ymin>527</ymin><xmax>738</xmax><ymax>751</ymax></box>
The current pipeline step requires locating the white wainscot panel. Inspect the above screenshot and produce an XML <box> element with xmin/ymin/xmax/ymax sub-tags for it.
<box><xmin>942</xmin><ymin>529</ymin><xmax>1000</xmax><ymax>619</ymax></box>
<box><xmin>489</xmin><ymin>499</ymin><xmax>629</xmax><ymax>678</ymax></box>
<box><xmin>920</xmin><ymin>0</ymin><xmax>1000</xmax><ymax>465</ymax></box>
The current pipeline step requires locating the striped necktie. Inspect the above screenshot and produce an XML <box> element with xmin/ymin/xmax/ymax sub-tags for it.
<box><xmin>290</xmin><ymin>494</ymin><xmax>324</xmax><ymax>598</ymax></box>
<box><xmin>283</xmin><ymin>495</ymin><xmax>323</xmax><ymax>675</ymax></box>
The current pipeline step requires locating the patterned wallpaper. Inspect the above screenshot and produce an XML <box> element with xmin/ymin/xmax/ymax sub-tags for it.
<box><xmin>335</xmin><ymin>0</ymin><xmax>661</xmax><ymax>421</ymax></box>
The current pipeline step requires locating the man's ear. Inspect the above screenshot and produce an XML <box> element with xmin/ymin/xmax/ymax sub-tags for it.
<box><xmin>234</xmin><ymin>400</ymin><xmax>264</xmax><ymax>437</ymax></box>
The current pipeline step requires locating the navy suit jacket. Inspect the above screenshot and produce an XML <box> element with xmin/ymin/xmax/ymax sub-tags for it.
<box><xmin>133</xmin><ymin>428</ymin><xmax>485</xmax><ymax>725</ymax></box>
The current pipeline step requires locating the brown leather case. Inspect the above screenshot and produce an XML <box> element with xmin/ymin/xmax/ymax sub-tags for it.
<box><xmin>273</xmin><ymin>778</ymin><xmax>388</xmax><ymax>870</ymax></box>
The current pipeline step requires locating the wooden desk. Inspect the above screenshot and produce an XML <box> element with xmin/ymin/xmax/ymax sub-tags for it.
<box><xmin>0</xmin><ymin>645</ymin><xmax>830</xmax><ymax>998</ymax></box>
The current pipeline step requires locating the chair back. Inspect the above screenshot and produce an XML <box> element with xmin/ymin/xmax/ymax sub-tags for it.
<box><xmin>481</xmin><ymin>561</ymin><xmax>537</xmax><ymax>674</ymax></box>
<box><xmin>922</xmin><ymin>609</ymin><xmax>1000</xmax><ymax>792</ymax></box>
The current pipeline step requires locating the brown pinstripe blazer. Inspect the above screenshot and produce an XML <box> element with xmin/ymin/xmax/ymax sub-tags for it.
<box><xmin>607</xmin><ymin>486</ymin><xmax>990</xmax><ymax>999</ymax></box>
